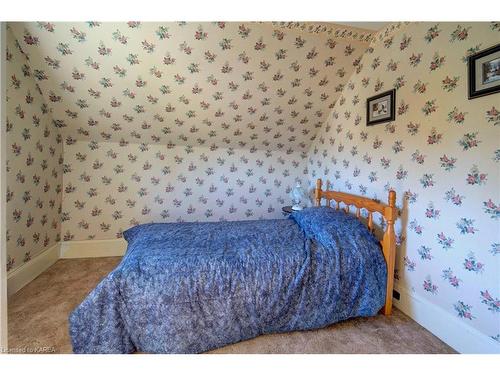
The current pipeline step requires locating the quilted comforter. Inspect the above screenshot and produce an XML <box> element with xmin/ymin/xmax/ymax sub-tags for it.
<box><xmin>69</xmin><ymin>207</ymin><xmax>387</xmax><ymax>353</ymax></box>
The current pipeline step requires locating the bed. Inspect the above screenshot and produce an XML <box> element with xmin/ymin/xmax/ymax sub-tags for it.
<box><xmin>69</xmin><ymin>179</ymin><xmax>397</xmax><ymax>353</ymax></box>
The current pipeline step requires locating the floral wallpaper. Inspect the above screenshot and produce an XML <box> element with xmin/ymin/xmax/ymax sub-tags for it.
<box><xmin>5</xmin><ymin>21</ymin><xmax>372</xmax><ymax>245</ymax></box>
<box><xmin>4</xmin><ymin>20</ymin><xmax>499</xmax><ymax>348</ymax></box>
<box><xmin>5</xmin><ymin>21</ymin><xmax>369</xmax><ymax>241</ymax></box>
<box><xmin>5</xmin><ymin>26</ymin><xmax>63</xmax><ymax>273</ymax></box>
<box><xmin>61</xmin><ymin>141</ymin><xmax>307</xmax><ymax>240</ymax></box>
<box><xmin>306</xmin><ymin>22</ymin><xmax>499</xmax><ymax>343</ymax></box>
<box><xmin>8</xmin><ymin>22</ymin><xmax>370</xmax><ymax>152</ymax></box>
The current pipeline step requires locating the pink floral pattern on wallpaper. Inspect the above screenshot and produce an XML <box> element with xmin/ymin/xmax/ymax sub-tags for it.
<box><xmin>5</xmin><ymin>28</ymin><xmax>63</xmax><ymax>272</ymax></box>
<box><xmin>9</xmin><ymin>22</ymin><xmax>370</xmax><ymax>151</ymax></box>
<box><xmin>5</xmin><ymin>21</ymin><xmax>500</xmax><ymax>345</ymax></box>
<box><xmin>307</xmin><ymin>22</ymin><xmax>499</xmax><ymax>342</ymax></box>
<box><xmin>60</xmin><ymin>141</ymin><xmax>307</xmax><ymax>241</ymax></box>
<box><xmin>6</xmin><ymin>21</ymin><xmax>370</xmax><ymax>271</ymax></box>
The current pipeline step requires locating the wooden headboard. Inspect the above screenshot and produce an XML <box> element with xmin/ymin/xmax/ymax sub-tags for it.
<box><xmin>314</xmin><ymin>178</ymin><xmax>397</xmax><ymax>316</ymax></box>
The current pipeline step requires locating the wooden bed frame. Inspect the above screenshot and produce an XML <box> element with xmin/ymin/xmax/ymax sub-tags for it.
<box><xmin>314</xmin><ymin>178</ymin><xmax>397</xmax><ymax>316</ymax></box>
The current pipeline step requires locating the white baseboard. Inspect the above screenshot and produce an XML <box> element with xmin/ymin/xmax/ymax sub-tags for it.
<box><xmin>394</xmin><ymin>282</ymin><xmax>500</xmax><ymax>354</ymax></box>
<box><xmin>7</xmin><ymin>243</ymin><xmax>60</xmax><ymax>297</ymax></box>
<box><xmin>59</xmin><ymin>238</ymin><xmax>127</xmax><ymax>259</ymax></box>
<box><xmin>7</xmin><ymin>239</ymin><xmax>126</xmax><ymax>297</ymax></box>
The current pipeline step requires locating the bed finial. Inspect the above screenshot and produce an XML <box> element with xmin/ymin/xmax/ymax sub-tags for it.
<box><xmin>315</xmin><ymin>179</ymin><xmax>322</xmax><ymax>206</ymax></box>
<box><xmin>388</xmin><ymin>190</ymin><xmax>396</xmax><ymax>209</ymax></box>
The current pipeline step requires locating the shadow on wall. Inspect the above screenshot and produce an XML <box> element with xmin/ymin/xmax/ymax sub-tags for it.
<box><xmin>397</xmin><ymin>197</ymin><xmax>410</xmax><ymax>281</ymax></box>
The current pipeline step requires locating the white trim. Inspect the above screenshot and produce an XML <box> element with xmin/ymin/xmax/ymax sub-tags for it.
<box><xmin>59</xmin><ymin>238</ymin><xmax>127</xmax><ymax>259</ymax></box>
<box><xmin>6</xmin><ymin>238</ymin><xmax>126</xmax><ymax>298</ymax></box>
<box><xmin>393</xmin><ymin>282</ymin><xmax>500</xmax><ymax>354</ymax></box>
<box><xmin>6</xmin><ymin>243</ymin><xmax>60</xmax><ymax>297</ymax></box>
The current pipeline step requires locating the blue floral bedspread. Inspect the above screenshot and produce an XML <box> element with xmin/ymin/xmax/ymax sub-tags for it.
<box><xmin>69</xmin><ymin>207</ymin><xmax>387</xmax><ymax>353</ymax></box>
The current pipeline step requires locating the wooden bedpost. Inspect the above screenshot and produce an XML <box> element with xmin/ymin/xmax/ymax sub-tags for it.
<box><xmin>315</xmin><ymin>179</ymin><xmax>322</xmax><ymax>206</ymax></box>
<box><xmin>382</xmin><ymin>190</ymin><xmax>397</xmax><ymax>315</ymax></box>
<box><xmin>310</xmin><ymin>181</ymin><xmax>398</xmax><ymax>317</ymax></box>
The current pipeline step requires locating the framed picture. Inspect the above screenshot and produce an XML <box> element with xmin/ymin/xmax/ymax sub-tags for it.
<box><xmin>468</xmin><ymin>43</ymin><xmax>500</xmax><ymax>99</ymax></box>
<box><xmin>366</xmin><ymin>89</ymin><xmax>396</xmax><ymax>126</ymax></box>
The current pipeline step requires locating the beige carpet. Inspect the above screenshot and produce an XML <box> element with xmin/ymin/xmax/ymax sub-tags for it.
<box><xmin>8</xmin><ymin>257</ymin><xmax>455</xmax><ymax>354</ymax></box>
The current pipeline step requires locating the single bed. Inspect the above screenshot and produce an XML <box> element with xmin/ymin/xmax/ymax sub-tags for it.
<box><xmin>69</xmin><ymin>178</ymin><xmax>397</xmax><ymax>353</ymax></box>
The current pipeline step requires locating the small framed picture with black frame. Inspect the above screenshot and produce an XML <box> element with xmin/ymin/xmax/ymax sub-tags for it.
<box><xmin>366</xmin><ymin>89</ymin><xmax>396</xmax><ymax>126</ymax></box>
<box><xmin>468</xmin><ymin>43</ymin><xmax>500</xmax><ymax>99</ymax></box>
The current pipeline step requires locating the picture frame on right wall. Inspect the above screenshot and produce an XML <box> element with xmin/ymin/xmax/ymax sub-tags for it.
<box><xmin>366</xmin><ymin>89</ymin><xmax>396</xmax><ymax>126</ymax></box>
<box><xmin>468</xmin><ymin>43</ymin><xmax>500</xmax><ymax>99</ymax></box>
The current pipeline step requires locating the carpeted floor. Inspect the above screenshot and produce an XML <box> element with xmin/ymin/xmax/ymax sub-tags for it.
<box><xmin>8</xmin><ymin>257</ymin><xmax>456</xmax><ymax>354</ymax></box>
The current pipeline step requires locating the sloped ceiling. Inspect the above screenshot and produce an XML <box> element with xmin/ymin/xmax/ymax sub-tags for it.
<box><xmin>9</xmin><ymin>22</ymin><xmax>372</xmax><ymax>151</ymax></box>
